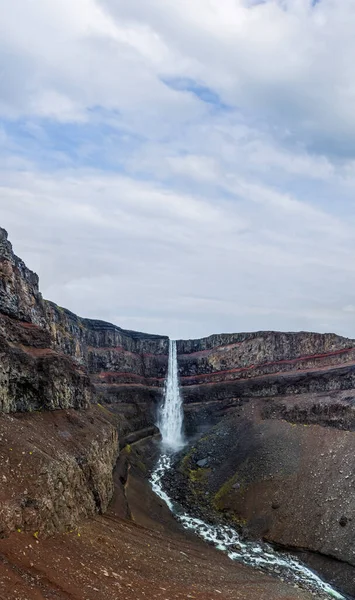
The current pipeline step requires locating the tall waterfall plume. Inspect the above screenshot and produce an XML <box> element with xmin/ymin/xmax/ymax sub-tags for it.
<box><xmin>158</xmin><ymin>339</ymin><xmax>184</xmax><ymax>450</ymax></box>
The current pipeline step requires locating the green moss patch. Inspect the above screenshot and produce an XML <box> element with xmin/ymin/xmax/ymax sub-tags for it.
<box><xmin>213</xmin><ymin>473</ymin><xmax>242</xmax><ymax>511</ymax></box>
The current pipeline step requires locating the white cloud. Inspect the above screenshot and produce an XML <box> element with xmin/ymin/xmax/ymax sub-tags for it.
<box><xmin>2</xmin><ymin>0</ymin><xmax>355</xmax><ymax>150</ymax></box>
<box><xmin>1</xmin><ymin>167</ymin><xmax>355</xmax><ymax>339</ymax></box>
<box><xmin>1</xmin><ymin>0</ymin><xmax>355</xmax><ymax>338</ymax></box>
<box><xmin>95</xmin><ymin>0</ymin><xmax>355</xmax><ymax>152</ymax></box>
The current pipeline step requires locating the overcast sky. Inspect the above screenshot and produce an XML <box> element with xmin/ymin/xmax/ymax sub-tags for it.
<box><xmin>1</xmin><ymin>0</ymin><xmax>355</xmax><ymax>340</ymax></box>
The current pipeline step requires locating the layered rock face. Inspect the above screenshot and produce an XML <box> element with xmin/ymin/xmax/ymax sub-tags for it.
<box><xmin>0</xmin><ymin>227</ymin><xmax>168</xmax><ymax>538</ymax></box>
<box><xmin>173</xmin><ymin>335</ymin><xmax>355</xmax><ymax>596</ymax></box>
<box><xmin>0</xmin><ymin>228</ymin><xmax>168</xmax><ymax>425</ymax></box>
<box><xmin>177</xmin><ymin>331</ymin><xmax>355</xmax><ymax>399</ymax></box>
<box><xmin>0</xmin><ymin>312</ymin><xmax>92</xmax><ymax>413</ymax></box>
<box><xmin>177</xmin><ymin>331</ymin><xmax>355</xmax><ymax>436</ymax></box>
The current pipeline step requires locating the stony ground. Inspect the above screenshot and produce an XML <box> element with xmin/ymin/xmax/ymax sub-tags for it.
<box><xmin>0</xmin><ymin>439</ymin><xmax>316</xmax><ymax>600</ymax></box>
<box><xmin>0</xmin><ymin>515</ymin><xmax>315</xmax><ymax>600</ymax></box>
<box><xmin>164</xmin><ymin>401</ymin><xmax>355</xmax><ymax>597</ymax></box>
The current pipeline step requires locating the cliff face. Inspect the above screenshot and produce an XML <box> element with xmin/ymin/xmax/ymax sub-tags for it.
<box><xmin>172</xmin><ymin>336</ymin><xmax>355</xmax><ymax>597</ymax></box>
<box><xmin>0</xmin><ymin>227</ymin><xmax>171</xmax><ymax>543</ymax></box>
<box><xmin>0</xmin><ymin>312</ymin><xmax>92</xmax><ymax>413</ymax></box>
<box><xmin>3</xmin><ymin>224</ymin><xmax>355</xmax><ymax>424</ymax></box>
<box><xmin>177</xmin><ymin>331</ymin><xmax>355</xmax><ymax>398</ymax></box>
<box><xmin>0</xmin><ymin>228</ymin><xmax>168</xmax><ymax>422</ymax></box>
<box><xmin>0</xmin><ymin>228</ymin><xmax>168</xmax><ymax>538</ymax></box>
<box><xmin>0</xmin><ymin>228</ymin><xmax>46</xmax><ymax>326</ymax></box>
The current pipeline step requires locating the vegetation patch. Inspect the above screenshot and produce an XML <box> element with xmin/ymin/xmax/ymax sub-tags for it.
<box><xmin>136</xmin><ymin>460</ymin><xmax>147</xmax><ymax>473</ymax></box>
<box><xmin>213</xmin><ymin>473</ymin><xmax>242</xmax><ymax>511</ymax></box>
<box><xmin>188</xmin><ymin>467</ymin><xmax>210</xmax><ymax>483</ymax></box>
<box><xmin>180</xmin><ymin>447</ymin><xmax>197</xmax><ymax>474</ymax></box>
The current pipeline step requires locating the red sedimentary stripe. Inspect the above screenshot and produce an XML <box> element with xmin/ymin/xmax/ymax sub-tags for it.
<box><xmin>20</xmin><ymin>346</ymin><xmax>56</xmax><ymax>357</ymax></box>
<box><xmin>87</xmin><ymin>346</ymin><xmax>167</xmax><ymax>358</ymax></box>
<box><xmin>179</xmin><ymin>347</ymin><xmax>355</xmax><ymax>381</ymax></box>
<box><xmin>94</xmin><ymin>371</ymin><xmax>163</xmax><ymax>384</ymax></box>
<box><xmin>0</xmin><ymin>314</ymin><xmax>40</xmax><ymax>330</ymax></box>
<box><xmin>18</xmin><ymin>321</ymin><xmax>39</xmax><ymax>330</ymax></box>
<box><xmin>182</xmin><ymin>361</ymin><xmax>355</xmax><ymax>388</ymax></box>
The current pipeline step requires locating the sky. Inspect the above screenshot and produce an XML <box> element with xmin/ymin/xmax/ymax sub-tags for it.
<box><xmin>1</xmin><ymin>0</ymin><xmax>355</xmax><ymax>340</ymax></box>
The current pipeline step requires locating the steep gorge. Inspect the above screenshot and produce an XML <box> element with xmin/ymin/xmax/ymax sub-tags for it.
<box><xmin>1</xmin><ymin>227</ymin><xmax>355</xmax><ymax>598</ymax></box>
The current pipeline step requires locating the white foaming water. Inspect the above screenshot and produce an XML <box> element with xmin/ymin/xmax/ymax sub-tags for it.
<box><xmin>151</xmin><ymin>456</ymin><xmax>345</xmax><ymax>600</ymax></box>
<box><xmin>152</xmin><ymin>342</ymin><xmax>346</xmax><ymax>600</ymax></box>
<box><xmin>158</xmin><ymin>339</ymin><xmax>184</xmax><ymax>450</ymax></box>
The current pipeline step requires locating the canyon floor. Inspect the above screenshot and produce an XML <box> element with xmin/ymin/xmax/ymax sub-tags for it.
<box><xmin>0</xmin><ymin>437</ymin><xmax>316</xmax><ymax>600</ymax></box>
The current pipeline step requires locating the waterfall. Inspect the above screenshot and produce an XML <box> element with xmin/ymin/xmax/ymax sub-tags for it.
<box><xmin>158</xmin><ymin>339</ymin><xmax>184</xmax><ymax>450</ymax></box>
<box><xmin>151</xmin><ymin>341</ymin><xmax>345</xmax><ymax>600</ymax></box>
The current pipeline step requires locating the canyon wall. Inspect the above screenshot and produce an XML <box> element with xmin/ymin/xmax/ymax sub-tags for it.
<box><xmin>3</xmin><ymin>223</ymin><xmax>355</xmax><ymax>428</ymax></box>
<box><xmin>0</xmin><ymin>227</ymin><xmax>168</xmax><ymax>538</ymax></box>
<box><xmin>177</xmin><ymin>331</ymin><xmax>355</xmax><ymax>400</ymax></box>
<box><xmin>173</xmin><ymin>336</ymin><xmax>355</xmax><ymax>596</ymax></box>
<box><xmin>3</xmin><ymin>225</ymin><xmax>355</xmax><ymax>597</ymax></box>
<box><xmin>0</xmin><ymin>227</ymin><xmax>169</xmax><ymax>429</ymax></box>
<box><xmin>177</xmin><ymin>332</ymin><xmax>355</xmax><ymax>436</ymax></box>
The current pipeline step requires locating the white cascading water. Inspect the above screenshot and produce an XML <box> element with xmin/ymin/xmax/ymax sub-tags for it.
<box><xmin>152</xmin><ymin>340</ymin><xmax>345</xmax><ymax>600</ymax></box>
<box><xmin>158</xmin><ymin>339</ymin><xmax>184</xmax><ymax>450</ymax></box>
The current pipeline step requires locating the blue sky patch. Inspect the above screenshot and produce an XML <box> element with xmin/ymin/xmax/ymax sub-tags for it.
<box><xmin>0</xmin><ymin>113</ymin><xmax>145</xmax><ymax>173</ymax></box>
<box><xmin>162</xmin><ymin>77</ymin><xmax>230</xmax><ymax>111</ymax></box>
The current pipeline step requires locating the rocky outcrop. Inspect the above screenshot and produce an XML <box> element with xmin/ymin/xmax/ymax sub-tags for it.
<box><xmin>0</xmin><ymin>228</ymin><xmax>46</xmax><ymax>326</ymax></box>
<box><xmin>0</xmin><ymin>228</ymin><xmax>166</xmax><ymax>538</ymax></box>
<box><xmin>177</xmin><ymin>332</ymin><xmax>355</xmax><ymax>439</ymax></box>
<box><xmin>0</xmin><ymin>312</ymin><xmax>92</xmax><ymax>413</ymax></box>
<box><xmin>0</xmin><ymin>406</ymin><xmax>118</xmax><ymax>537</ymax></box>
<box><xmin>0</xmin><ymin>228</ymin><xmax>168</xmax><ymax>421</ymax></box>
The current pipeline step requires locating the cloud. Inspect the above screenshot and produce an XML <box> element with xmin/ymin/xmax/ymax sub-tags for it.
<box><xmin>1</xmin><ymin>0</ymin><xmax>355</xmax><ymax>338</ymax></box>
<box><xmin>1</xmin><ymin>165</ymin><xmax>355</xmax><ymax>339</ymax></box>
<box><xmin>2</xmin><ymin>0</ymin><xmax>355</xmax><ymax>154</ymax></box>
<box><xmin>93</xmin><ymin>0</ymin><xmax>355</xmax><ymax>150</ymax></box>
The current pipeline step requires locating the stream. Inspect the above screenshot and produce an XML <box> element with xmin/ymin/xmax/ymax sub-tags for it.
<box><xmin>153</xmin><ymin>339</ymin><xmax>346</xmax><ymax>600</ymax></box>
<box><xmin>150</xmin><ymin>453</ymin><xmax>346</xmax><ymax>600</ymax></box>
